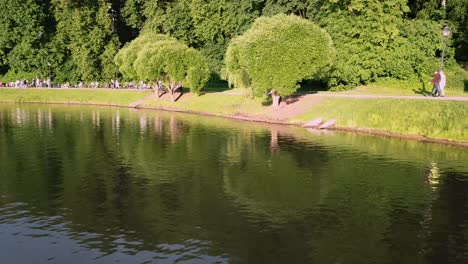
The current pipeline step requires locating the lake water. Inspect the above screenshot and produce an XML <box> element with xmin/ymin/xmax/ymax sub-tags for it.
<box><xmin>0</xmin><ymin>104</ymin><xmax>467</xmax><ymax>264</ymax></box>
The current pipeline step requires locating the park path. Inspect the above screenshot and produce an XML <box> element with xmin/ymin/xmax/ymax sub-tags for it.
<box><xmin>5</xmin><ymin>87</ymin><xmax>467</xmax><ymax>101</ymax></box>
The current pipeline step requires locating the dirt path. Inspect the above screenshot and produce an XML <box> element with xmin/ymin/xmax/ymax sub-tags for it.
<box><xmin>253</xmin><ymin>94</ymin><xmax>323</xmax><ymax>121</ymax></box>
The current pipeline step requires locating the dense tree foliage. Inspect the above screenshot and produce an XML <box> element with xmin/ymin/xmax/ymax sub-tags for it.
<box><xmin>409</xmin><ymin>0</ymin><xmax>468</xmax><ymax>62</ymax></box>
<box><xmin>50</xmin><ymin>0</ymin><xmax>118</xmax><ymax>83</ymax></box>
<box><xmin>310</xmin><ymin>0</ymin><xmax>443</xmax><ymax>89</ymax></box>
<box><xmin>0</xmin><ymin>0</ymin><xmax>465</xmax><ymax>91</ymax></box>
<box><xmin>0</xmin><ymin>0</ymin><xmax>48</xmax><ymax>78</ymax></box>
<box><xmin>226</xmin><ymin>15</ymin><xmax>334</xmax><ymax>106</ymax></box>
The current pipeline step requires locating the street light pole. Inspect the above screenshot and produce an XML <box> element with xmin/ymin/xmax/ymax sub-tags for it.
<box><xmin>108</xmin><ymin>4</ymin><xmax>119</xmax><ymax>83</ymax></box>
<box><xmin>47</xmin><ymin>62</ymin><xmax>51</xmax><ymax>88</ymax></box>
<box><xmin>439</xmin><ymin>26</ymin><xmax>451</xmax><ymax>71</ymax></box>
<box><xmin>37</xmin><ymin>32</ymin><xmax>43</xmax><ymax>85</ymax></box>
<box><xmin>108</xmin><ymin>5</ymin><xmax>117</xmax><ymax>33</ymax></box>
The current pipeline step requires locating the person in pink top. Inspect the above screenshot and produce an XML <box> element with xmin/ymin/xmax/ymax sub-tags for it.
<box><xmin>430</xmin><ymin>71</ymin><xmax>441</xmax><ymax>97</ymax></box>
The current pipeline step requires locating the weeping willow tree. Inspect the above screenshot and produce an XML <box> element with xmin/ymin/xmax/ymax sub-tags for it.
<box><xmin>225</xmin><ymin>14</ymin><xmax>335</xmax><ymax>107</ymax></box>
<box><xmin>114</xmin><ymin>33</ymin><xmax>210</xmax><ymax>101</ymax></box>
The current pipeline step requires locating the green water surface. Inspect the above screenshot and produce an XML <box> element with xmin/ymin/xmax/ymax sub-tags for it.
<box><xmin>0</xmin><ymin>104</ymin><xmax>467</xmax><ymax>264</ymax></box>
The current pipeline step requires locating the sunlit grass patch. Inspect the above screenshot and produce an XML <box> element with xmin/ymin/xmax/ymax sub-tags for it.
<box><xmin>142</xmin><ymin>92</ymin><xmax>267</xmax><ymax>116</ymax></box>
<box><xmin>0</xmin><ymin>89</ymin><xmax>152</xmax><ymax>106</ymax></box>
<box><xmin>293</xmin><ymin>98</ymin><xmax>468</xmax><ymax>141</ymax></box>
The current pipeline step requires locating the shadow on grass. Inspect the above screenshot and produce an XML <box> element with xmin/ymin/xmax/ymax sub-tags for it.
<box><xmin>261</xmin><ymin>93</ymin><xmax>310</xmax><ymax>107</ymax></box>
<box><xmin>202</xmin><ymin>75</ymin><xmax>230</xmax><ymax>92</ymax></box>
<box><xmin>412</xmin><ymin>82</ymin><xmax>432</xmax><ymax>96</ymax></box>
<box><xmin>413</xmin><ymin>88</ymin><xmax>432</xmax><ymax>96</ymax></box>
<box><xmin>262</xmin><ymin>96</ymin><xmax>273</xmax><ymax>106</ymax></box>
<box><xmin>172</xmin><ymin>87</ymin><xmax>190</xmax><ymax>101</ymax></box>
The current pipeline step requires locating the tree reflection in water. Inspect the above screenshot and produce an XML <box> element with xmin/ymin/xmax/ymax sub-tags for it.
<box><xmin>0</xmin><ymin>104</ymin><xmax>467</xmax><ymax>264</ymax></box>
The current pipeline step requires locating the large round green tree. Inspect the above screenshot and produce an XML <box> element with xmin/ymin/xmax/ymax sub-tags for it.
<box><xmin>225</xmin><ymin>14</ymin><xmax>335</xmax><ymax>107</ymax></box>
<box><xmin>115</xmin><ymin>33</ymin><xmax>210</xmax><ymax>101</ymax></box>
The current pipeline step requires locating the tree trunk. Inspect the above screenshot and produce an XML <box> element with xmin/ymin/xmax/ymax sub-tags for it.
<box><xmin>156</xmin><ymin>80</ymin><xmax>167</xmax><ymax>98</ymax></box>
<box><xmin>441</xmin><ymin>0</ymin><xmax>446</xmax><ymax>9</ymax></box>
<box><xmin>169</xmin><ymin>81</ymin><xmax>182</xmax><ymax>102</ymax></box>
<box><xmin>156</xmin><ymin>80</ymin><xmax>161</xmax><ymax>97</ymax></box>
<box><xmin>169</xmin><ymin>89</ymin><xmax>175</xmax><ymax>102</ymax></box>
<box><xmin>271</xmin><ymin>90</ymin><xmax>281</xmax><ymax>107</ymax></box>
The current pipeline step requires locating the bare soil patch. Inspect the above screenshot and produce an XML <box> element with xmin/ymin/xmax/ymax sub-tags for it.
<box><xmin>254</xmin><ymin>94</ymin><xmax>323</xmax><ymax>121</ymax></box>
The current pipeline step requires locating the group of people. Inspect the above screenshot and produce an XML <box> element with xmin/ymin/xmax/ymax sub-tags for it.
<box><xmin>0</xmin><ymin>79</ymin><xmax>156</xmax><ymax>90</ymax></box>
<box><xmin>430</xmin><ymin>70</ymin><xmax>446</xmax><ymax>97</ymax></box>
<box><xmin>0</xmin><ymin>79</ymin><xmax>50</xmax><ymax>88</ymax></box>
<box><xmin>2</xmin><ymin>73</ymin><xmax>448</xmax><ymax>96</ymax></box>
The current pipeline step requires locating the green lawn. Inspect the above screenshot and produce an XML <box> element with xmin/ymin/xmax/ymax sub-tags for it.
<box><xmin>142</xmin><ymin>92</ymin><xmax>267</xmax><ymax>116</ymax></box>
<box><xmin>293</xmin><ymin>98</ymin><xmax>468</xmax><ymax>141</ymax></box>
<box><xmin>0</xmin><ymin>88</ymin><xmax>152</xmax><ymax>106</ymax></box>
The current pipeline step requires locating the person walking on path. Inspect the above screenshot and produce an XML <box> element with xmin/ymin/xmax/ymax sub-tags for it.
<box><xmin>439</xmin><ymin>70</ymin><xmax>446</xmax><ymax>97</ymax></box>
<box><xmin>430</xmin><ymin>71</ymin><xmax>441</xmax><ymax>97</ymax></box>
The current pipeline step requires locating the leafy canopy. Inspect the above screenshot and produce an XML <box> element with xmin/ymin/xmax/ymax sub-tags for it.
<box><xmin>0</xmin><ymin>0</ymin><xmax>465</xmax><ymax>91</ymax></box>
<box><xmin>0</xmin><ymin>0</ymin><xmax>47</xmax><ymax>75</ymax></box>
<box><xmin>115</xmin><ymin>33</ymin><xmax>210</xmax><ymax>94</ymax></box>
<box><xmin>313</xmin><ymin>0</ymin><xmax>443</xmax><ymax>89</ymax></box>
<box><xmin>225</xmin><ymin>14</ymin><xmax>334</xmax><ymax>97</ymax></box>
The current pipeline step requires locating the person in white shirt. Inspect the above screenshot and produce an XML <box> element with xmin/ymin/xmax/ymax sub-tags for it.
<box><xmin>439</xmin><ymin>70</ymin><xmax>446</xmax><ymax>97</ymax></box>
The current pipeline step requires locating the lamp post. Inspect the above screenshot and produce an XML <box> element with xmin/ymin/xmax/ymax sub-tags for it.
<box><xmin>439</xmin><ymin>26</ymin><xmax>451</xmax><ymax>71</ymax></box>
<box><xmin>108</xmin><ymin>4</ymin><xmax>119</xmax><ymax>82</ymax></box>
<box><xmin>108</xmin><ymin>5</ymin><xmax>117</xmax><ymax>33</ymax></box>
<box><xmin>47</xmin><ymin>62</ymin><xmax>51</xmax><ymax>88</ymax></box>
<box><xmin>37</xmin><ymin>32</ymin><xmax>43</xmax><ymax>86</ymax></box>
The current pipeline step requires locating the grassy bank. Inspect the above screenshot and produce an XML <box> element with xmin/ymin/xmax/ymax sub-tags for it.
<box><xmin>1</xmin><ymin>88</ymin><xmax>466</xmax><ymax>143</ymax></box>
<box><xmin>0</xmin><ymin>88</ymin><xmax>152</xmax><ymax>106</ymax></box>
<box><xmin>293</xmin><ymin>98</ymin><xmax>468</xmax><ymax>141</ymax></box>
<box><xmin>142</xmin><ymin>92</ymin><xmax>267</xmax><ymax>116</ymax></box>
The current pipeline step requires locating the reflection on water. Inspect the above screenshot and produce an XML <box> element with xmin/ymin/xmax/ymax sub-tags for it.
<box><xmin>426</xmin><ymin>163</ymin><xmax>442</xmax><ymax>190</ymax></box>
<box><xmin>0</xmin><ymin>202</ymin><xmax>226</xmax><ymax>264</ymax></box>
<box><xmin>0</xmin><ymin>104</ymin><xmax>467</xmax><ymax>264</ymax></box>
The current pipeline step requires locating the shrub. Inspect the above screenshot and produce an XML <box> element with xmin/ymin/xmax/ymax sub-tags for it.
<box><xmin>444</xmin><ymin>66</ymin><xmax>468</xmax><ymax>92</ymax></box>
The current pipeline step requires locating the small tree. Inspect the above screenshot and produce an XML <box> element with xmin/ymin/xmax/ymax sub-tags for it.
<box><xmin>225</xmin><ymin>14</ymin><xmax>335</xmax><ymax>107</ymax></box>
<box><xmin>115</xmin><ymin>33</ymin><xmax>210</xmax><ymax>101</ymax></box>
